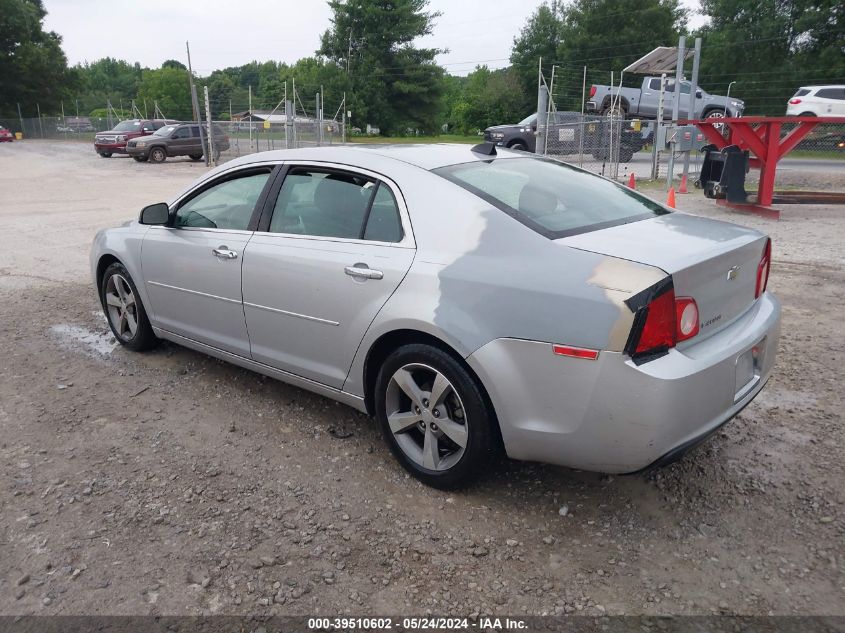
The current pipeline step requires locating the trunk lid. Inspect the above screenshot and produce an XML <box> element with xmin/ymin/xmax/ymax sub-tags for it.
<box><xmin>559</xmin><ymin>213</ymin><xmax>768</xmax><ymax>341</ymax></box>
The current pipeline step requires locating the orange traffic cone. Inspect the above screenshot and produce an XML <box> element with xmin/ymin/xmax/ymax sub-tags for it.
<box><xmin>679</xmin><ymin>173</ymin><xmax>689</xmax><ymax>194</ymax></box>
<box><xmin>666</xmin><ymin>186</ymin><xmax>676</xmax><ymax>208</ymax></box>
<box><xmin>627</xmin><ymin>172</ymin><xmax>636</xmax><ymax>189</ymax></box>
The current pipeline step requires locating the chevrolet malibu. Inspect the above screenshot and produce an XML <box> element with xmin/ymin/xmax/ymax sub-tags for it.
<box><xmin>90</xmin><ymin>144</ymin><xmax>780</xmax><ymax>488</ymax></box>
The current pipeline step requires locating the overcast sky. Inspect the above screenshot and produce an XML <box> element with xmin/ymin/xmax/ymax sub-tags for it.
<box><xmin>43</xmin><ymin>0</ymin><xmax>707</xmax><ymax>77</ymax></box>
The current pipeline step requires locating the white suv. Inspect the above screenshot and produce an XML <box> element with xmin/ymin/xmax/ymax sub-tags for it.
<box><xmin>786</xmin><ymin>86</ymin><xmax>845</xmax><ymax>117</ymax></box>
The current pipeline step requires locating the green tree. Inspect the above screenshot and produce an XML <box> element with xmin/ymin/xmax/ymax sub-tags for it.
<box><xmin>74</xmin><ymin>57</ymin><xmax>142</xmax><ymax>113</ymax></box>
<box><xmin>318</xmin><ymin>0</ymin><xmax>444</xmax><ymax>134</ymax></box>
<box><xmin>510</xmin><ymin>2</ymin><xmax>563</xmax><ymax>114</ymax></box>
<box><xmin>554</xmin><ymin>0</ymin><xmax>686</xmax><ymax>111</ymax></box>
<box><xmin>0</xmin><ymin>0</ymin><xmax>76</xmax><ymax>116</ymax></box>
<box><xmin>161</xmin><ymin>59</ymin><xmax>187</xmax><ymax>71</ymax></box>
<box><xmin>448</xmin><ymin>66</ymin><xmax>527</xmax><ymax>134</ymax></box>
<box><xmin>137</xmin><ymin>67</ymin><xmax>192</xmax><ymax>120</ymax></box>
<box><xmin>697</xmin><ymin>0</ymin><xmax>845</xmax><ymax>114</ymax></box>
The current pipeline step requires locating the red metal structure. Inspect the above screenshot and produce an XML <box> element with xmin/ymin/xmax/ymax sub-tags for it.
<box><xmin>681</xmin><ymin>116</ymin><xmax>844</xmax><ymax>214</ymax></box>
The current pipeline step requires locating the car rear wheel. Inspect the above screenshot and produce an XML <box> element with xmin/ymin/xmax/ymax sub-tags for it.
<box><xmin>99</xmin><ymin>152</ymin><xmax>112</xmax><ymax>158</ymax></box>
<box><xmin>798</xmin><ymin>112</ymin><xmax>816</xmax><ymax>117</ymax></box>
<box><xmin>149</xmin><ymin>147</ymin><xmax>167</xmax><ymax>163</ymax></box>
<box><xmin>375</xmin><ymin>344</ymin><xmax>497</xmax><ymax>489</ymax></box>
<box><xmin>189</xmin><ymin>153</ymin><xmax>203</xmax><ymax>161</ymax></box>
<box><xmin>100</xmin><ymin>262</ymin><xmax>158</xmax><ymax>352</ymax></box>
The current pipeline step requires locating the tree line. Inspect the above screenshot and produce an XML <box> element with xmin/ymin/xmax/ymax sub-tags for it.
<box><xmin>1</xmin><ymin>0</ymin><xmax>842</xmax><ymax>135</ymax></box>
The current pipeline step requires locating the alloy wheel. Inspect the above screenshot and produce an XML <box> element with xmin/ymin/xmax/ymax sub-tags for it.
<box><xmin>104</xmin><ymin>273</ymin><xmax>138</xmax><ymax>341</ymax></box>
<box><xmin>385</xmin><ymin>363</ymin><xmax>468</xmax><ymax>472</ymax></box>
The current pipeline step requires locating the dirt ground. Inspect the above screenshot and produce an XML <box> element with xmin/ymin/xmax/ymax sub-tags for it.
<box><xmin>1</xmin><ymin>141</ymin><xmax>843</xmax><ymax>617</ymax></box>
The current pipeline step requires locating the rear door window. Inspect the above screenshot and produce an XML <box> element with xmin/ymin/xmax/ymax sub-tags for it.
<box><xmin>434</xmin><ymin>157</ymin><xmax>669</xmax><ymax>239</ymax></box>
<box><xmin>267</xmin><ymin>168</ymin><xmax>403</xmax><ymax>242</ymax></box>
<box><xmin>816</xmin><ymin>88</ymin><xmax>845</xmax><ymax>100</ymax></box>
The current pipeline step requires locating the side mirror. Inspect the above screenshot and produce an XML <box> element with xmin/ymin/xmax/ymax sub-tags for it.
<box><xmin>139</xmin><ymin>202</ymin><xmax>170</xmax><ymax>225</ymax></box>
<box><xmin>696</xmin><ymin>89</ymin><xmax>703</xmax><ymax>98</ymax></box>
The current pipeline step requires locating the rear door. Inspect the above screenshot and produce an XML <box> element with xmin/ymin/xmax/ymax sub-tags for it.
<box><xmin>141</xmin><ymin>166</ymin><xmax>277</xmax><ymax>356</ymax></box>
<box><xmin>815</xmin><ymin>87</ymin><xmax>845</xmax><ymax>115</ymax></box>
<box><xmin>241</xmin><ymin>163</ymin><xmax>415</xmax><ymax>388</ymax></box>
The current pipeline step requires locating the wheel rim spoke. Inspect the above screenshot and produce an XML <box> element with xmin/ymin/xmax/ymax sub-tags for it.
<box><xmin>388</xmin><ymin>410</ymin><xmax>421</xmax><ymax>434</ymax></box>
<box><xmin>114</xmin><ymin>277</ymin><xmax>127</xmax><ymax>302</ymax></box>
<box><xmin>105</xmin><ymin>293</ymin><xmax>122</xmax><ymax>308</ymax></box>
<box><xmin>428</xmin><ymin>372</ymin><xmax>451</xmax><ymax>409</ymax></box>
<box><xmin>436</xmin><ymin>416</ymin><xmax>468</xmax><ymax>448</ymax></box>
<box><xmin>392</xmin><ymin>368</ymin><xmax>424</xmax><ymax>408</ymax></box>
<box><xmin>125</xmin><ymin>311</ymin><xmax>138</xmax><ymax>336</ymax></box>
<box><xmin>422</xmin><ymin>427</ymin><xmax>439</xmax><ymax>470</ymax></box>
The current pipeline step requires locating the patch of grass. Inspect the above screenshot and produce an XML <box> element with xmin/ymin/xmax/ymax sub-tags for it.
<box><xmin>788</xmin><ymin>149</ymin><xmax>845</xmax><ymax>160</ymax></box>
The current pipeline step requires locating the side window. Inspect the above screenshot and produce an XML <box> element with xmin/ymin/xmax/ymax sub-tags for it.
<box><xmin>141</xmin><ymin>122</ymin><xmax>155</xmax><ymax>132</ymax></box>
<box><xmin>175</xmin><ymin>171</ymin><xmax>271</xmax><ymax>231</ymax></box>
<box><xmin>364</xmin><ymin>184</ymin><xmax>403</xmax><ymax>243</ymax></box>
<box><xmin>649</xmin><ymin>78</ymin><xmax>661</xmax><ymax>90</ymax></box>
<box><xmin>678</xmin><ymin>82</ymin><xmax>691</xmax><ymax>95</ymax></box>
<box><xmin>665</xmin><ymin>80</ymin><xmax>675</xmax><ymax>93</ymax></box>
<box><xmin>172</xmin><ymin>127</ymin><xmax>189</xmax><ymax>139</ymax></box>
<box><xmin>268</xmin><ymin>168</ymin><xmax>374</xmax><ymax>239</ymax></box>
<box><xmin>191</xmin><ymin>126</ymin><xmax>201</xmax><ymax>138</ymax></box>
<box><xmin>817</xmin><ymin>88</ymin><xmax>845</xmax><ymax>100</ymax></box>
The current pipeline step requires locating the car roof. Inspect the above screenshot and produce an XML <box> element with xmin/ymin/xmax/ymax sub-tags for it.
<box><xmin>221</xmin><ymin>143</ymin><xmax>523</xmax><ymax>172</ymax></box>
<box><xmin>799</xmin><ymin>85</ymin><xmax>845</xmax><ymax>90</ymax></box>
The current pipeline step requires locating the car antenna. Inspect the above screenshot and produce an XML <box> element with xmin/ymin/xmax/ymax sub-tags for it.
<box><xmin>471</xmin><ymin>142</ymin><xmax>497</xmax><ymax>156</ymax></box>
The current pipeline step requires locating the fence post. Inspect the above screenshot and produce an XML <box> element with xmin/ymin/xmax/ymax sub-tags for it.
<box><xmin>342</xmin><ymin>93</ymin><xmax>347</xmax><ymax>144</ymax></box>
<box><xmin>204</xmin><ymin>86</ymin><xmax>215</xmax><ymax>167</ymax></box>
<box><xmin>667</xmin><ymin>36</ymin><xmax>686</xmax><ymax>189</ymax></box>
<box><xmin>682</xmin><ymin>37</ymin><xmax>702</xmax><ymax>186</ymax></box>
<box><xmin>36</xmin><ymin>103</ymin><xmax>44</xmax><ymax>139</ymax></box>
<box><xmin>536</xmin><ymin>58</ymin><xmax>548</xmax><ymax>155</ymax></box>
<box><xmin>17</xmin><ymin>103</ymin><xmax>24</xmax><ymax>137</ymax></box>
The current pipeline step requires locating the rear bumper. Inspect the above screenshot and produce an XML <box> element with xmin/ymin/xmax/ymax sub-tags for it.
<box><xmin>466</xmin><ymin>292</ymin><xmax>781</xmax><ymax>473</ymax></box>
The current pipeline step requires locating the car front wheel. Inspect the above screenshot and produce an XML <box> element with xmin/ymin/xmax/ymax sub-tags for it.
<box><xmin>101</xmin><ymin>262</ymin><xmax>158</xmax><ymax>352</ymax></box>
<box><xmin>149</xmin><ymin>147</ymin><xmax>167</xmax><ymax>163</ymax></box>
<box><xmin>375</xmin><ymin>344</ymin><xmax>497</xmax><ymax>488</ymax></box>
<box><xmin>99</xmin><ymin>152</ymin><xmax>112</xmax><ymax>158</ymax></box>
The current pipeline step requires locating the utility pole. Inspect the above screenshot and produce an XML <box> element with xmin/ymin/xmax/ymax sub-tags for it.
<box><xmin>347</xmin><ymin>29</ymin><xmax>353</xmax><ymax>75</ymax></box>
<box><xmin>666</xmin><ymin>36</ymin><xmax>686</xmax><ymax>190</ymax></box>
<box><xmin>535</xmin><ymin>57</ymin><xmax>548</xmax><ymax>155</ymax></box>
<box><xmin>682</xmin><ymin>37</ymin><xmax>702</xmax><ymax>187</ymax></box>
<box><xmin>248</xmin><ymin>85</ymin><xmax>253</xmax><ymax>150</ymax></box>
<box><xmin>186</xmin><ymin>41</ymin><xmax>200</xmax><ymax>123</ymax></box>
<box><xmin>17</xmin><ymin>102</ymin><xmax>24</xmax><ymax>137</ymax></box>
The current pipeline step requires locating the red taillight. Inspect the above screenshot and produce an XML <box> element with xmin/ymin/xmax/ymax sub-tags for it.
<box><xmin>789</xmin><ymin>98</ymin><xmax>802</xmax><ymax>105</ymax></box>
<box><xmin>675</xmin><ymin>297</ymin><xmax>700</xmax><ymax>342</ymax></box>
<box><xmin>626</xmin><ymin>283</ymin><xmax>701</xmax><ymax>362</ymax></box>
<box><xmin>634</xmin><ymin>287</ymin><xmax>676</xmax><ymax>354</ymax></box>
<box><xmin>589</xmin><ymin>85</ymin><xmax>597</xmax><ymax>98</ymax></box>
<box><xmin>755</xmin><ymin>238</ymin><xmax>771</xmax><ymax>298</ymax></box>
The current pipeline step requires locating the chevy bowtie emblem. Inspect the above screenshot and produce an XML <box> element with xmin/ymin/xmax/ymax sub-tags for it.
<box><xmin>727</xmin><ymin>265</ymin><xmax>741</xmax><ymax>281</ymax></box>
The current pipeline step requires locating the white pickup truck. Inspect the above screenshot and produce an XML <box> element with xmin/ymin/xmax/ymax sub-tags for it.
<box><xmin>586</xmin><ymin>77</ymin><xmax>744</xmax><ymax>122</ymax></box>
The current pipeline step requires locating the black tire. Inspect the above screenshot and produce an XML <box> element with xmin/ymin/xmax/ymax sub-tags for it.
<box><xmin>189</xmin><ymin>153</ymin><xmax>203</xmax><ymax>161</ymax></box>
<box><xmin>374</xmin><ymin>343</ymin><xmax>497</xmax><ymax>489</ymax></box>
<box><xmin>798</xmin><ymin>112</ymin><xmax>816</xmax><ymax>117</ymax></box>
<box><xmin>149</xmin><ymin>146</ymin><xmax>167</xmax><ymax>163</ymax></box>
<box><xmin>99</xmin><ymin>152</ymin><xmax>112</xmax><ymax>158</ymax></box>
<box><xmin>507</xmin><ymin>140</ymin><xmax>528</xmax><ymax>152</ymax></box>
<box><xmin>133</xmin><ymin>155</ymin><xmax>148</xmax><ymax>162</ymax></box>
<box><xmin>100</xmin><ymin>262</ymin><xmax>158</xmax><ymax>352</ymax></box>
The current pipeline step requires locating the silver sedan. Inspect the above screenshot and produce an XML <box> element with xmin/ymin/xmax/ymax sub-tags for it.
<box><xmin>90</xmin><ymin>144</ymin><xmax>780</xmax><ymax>488</ymax></box>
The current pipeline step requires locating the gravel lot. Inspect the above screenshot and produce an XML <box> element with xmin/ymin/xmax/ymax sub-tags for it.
<box><xmin>1</xmin><ymin>141</ymin><xmax>843</xmax><ymax>617</ymax></box>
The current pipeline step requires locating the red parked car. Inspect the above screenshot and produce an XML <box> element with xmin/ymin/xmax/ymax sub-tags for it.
<box><xmin>94</xmin><ymin>119</ymin><xmax>179</xmax><ymax>157</ymax></box>
<box><xmin>0</xmin><ymin>126</ymin><xmax>14</xmax><ymax>142</ymax></box>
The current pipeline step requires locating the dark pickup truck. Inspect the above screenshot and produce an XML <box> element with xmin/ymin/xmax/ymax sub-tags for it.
<box><xmin>126</xmin><ymin>122</ymin><xmax>230</xmax><ymax>163</ymax></box>
<box><xmin>483</xmin><ymin>112</ymin><xmax>646</xmax><ymax>162</ymax></box>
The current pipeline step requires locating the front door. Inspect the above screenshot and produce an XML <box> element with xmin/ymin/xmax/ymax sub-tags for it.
<box><xmin>241</xmin><ymin>165</ymin><xmax>415</xmax><ymax>388</ymax></box>
<box><xmin>141</xmin><ymin>167</ymin><xmax>275</xmax><ymax>356</ymax></box>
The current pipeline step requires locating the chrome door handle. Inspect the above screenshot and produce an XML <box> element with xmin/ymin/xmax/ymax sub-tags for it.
<box><xmin>212</xmin><ymin>246</ymin><xmax>238</xmax><ymax>259</ymax></box>
<box><xmin>344</xmin><ymin>264</ymin><xmax>383</xmax><ymax>280</ymax></box>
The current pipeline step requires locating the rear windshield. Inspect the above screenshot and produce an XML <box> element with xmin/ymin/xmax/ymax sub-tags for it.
<box><xmin>434</xmin><ymin>157</ymin><xmax>669</xmax><ymax>239</ymax></box>
<box><xmin>793</xmin><ymin>89</ymin><xmax>811</xmax><ymax>97</ymax></box>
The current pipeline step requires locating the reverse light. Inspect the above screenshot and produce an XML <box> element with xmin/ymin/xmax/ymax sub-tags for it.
<box><xmin>675</xmin><ymin>297</ymin><xmax>700</xmax><ymax>342</ymax></box>
<box><xmin>755</xmin><ymin>238</ymin><xmax>772</xmax><ymax>298</ymax></box>
<box><xmin>589</xmin><ymin>85</ymin><xmax>597</xmax><ymax>98</ymax></box>
<box><xmin>552</xmin><ymin>344</ymin><xmax>599</xmax><ymax>360</ymax></box>
<box><xmin>788</xmin><ymin>98</ymin><xmax>802</xmax><ymax>105</ymax></box>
